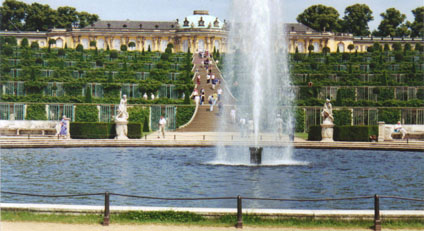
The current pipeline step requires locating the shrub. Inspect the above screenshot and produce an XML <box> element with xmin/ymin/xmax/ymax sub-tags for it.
<box><xmin>295</xmin><ymin>108</ymin><xmax>305</xmax><ymax>132</ymax></box>
<box><xmin>25</xmin><ymin>104</ymin><xmax>47</xmax><ymax>120</ymax></box>
<box><xmin>128</xmin><ymin>123</ymin><xmax>142</xmax><ymax>138</ymax></box>
<box><xmin>58</xmin><ymin>49</ymin><xmax>65</xmax><ymax>56</ymax></box>
<box><xmin>308</xmin><ymin>125</ymin><xmax>377</xmax><ymax>141</ymax></box>
<box><xmin>392</xmin><ymin>42</ymin><xmax>402</xmax><ymax>51</ymax></box>
<box><xmin>75</xmin><ymin>105</ymin><xmax>98</xmax><ymax>122</ymax></box>
<box><xmin>20</xmin><ymin>38</ymin><xmax>29</xmax><ymax>48</ymax></box>
<box><xmin>120</xmin><ymin>44</ymin><xmax>127</xmax><ymax>51</ymax></box>
<box><xmin>143</xmin><ymin>118</ymin><xmax>150</xmax><ymax>132</ymax></box>
<box><xmin>30</xmin><ymin>41</ymin><xmax>39</xmax><ymax>49</ymax></box>
<box><xmin>383</xmin><ymin>43</ymin><xmax>390</xmax><ymax>51</ymax></box>
<box><xmin>3</xmin><ymin>45</ymin><xmax>13</xmax><ymax>56</ymax></box>
<box><xmin>70</xmin><ymin>122</ymin><xmax>114</xmax><ymax>139</ymax></box>
<box><xmin>128</xmin><ymin>106</ymin><xmax>149</xmax><ymax>124</ymax></box>
<box><xmin>76</xmin><ymin>44</ymin><xmax>84</xmax><ymax>52</ymax></box>
<box><xmin>334</xmin><ymin>126</ymin><xmax>378</xmax><ymax>141</ymax></box>
<box><xmin>378</xmin><ymin>108</ymin><xmax>401</xmax><ymax>124</ymax></box>
<box><xmin>377</xmin><ymin>88</ymin><xmax>394</xmax><ymax>101</ymax></box>
<box><xmin>307</xmin><ymin>125</ymin><xmax>321</xmax><ymax>141</ymax></box>
<box><xmin>110</xmin><ymin>50</ymin><xmax>118</xmax><ymax>59</ymax></box>
<box><xmin>70</xmin><ymin>122</ymin><xmax>141</xmax><ymax>139</ymax></box>
<box><xmin>415</xmin><ymin>43</ymin><xmax>423</xmax><ymax>52</ymax></box>
<box><xmin>333</xmin><ymin>109</ymin><xmax>351</xmax><ymax>126</ymax></box>
<box><xmin>394</xmin><ymin>52</ymin><xmax>403</xmax><ymax>62</ymax></box>
<box><xmin>176</xmin><ymin>106</ymin><xmax>195</xmax><ymax>127</ymax></box>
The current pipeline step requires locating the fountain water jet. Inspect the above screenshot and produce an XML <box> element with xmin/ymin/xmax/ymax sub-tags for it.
<box><xmin>214</xmin><ymin>0</ymin><xmax>301</xmax><ymax>166</ymax></box>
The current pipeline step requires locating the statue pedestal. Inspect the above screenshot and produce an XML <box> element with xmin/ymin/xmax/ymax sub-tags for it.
<box><xmin>115</xmin><ymin>120</ymin><xmax>129</xmax><ymax>140</ymax></box>
<box><xmin>321</xmin><ymin>122</ymin><xmax>334</xmax><ymax>142</ymax></box>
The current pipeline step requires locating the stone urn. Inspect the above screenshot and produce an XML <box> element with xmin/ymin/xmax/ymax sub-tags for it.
<box><xmin>321</xmin><ymin>118</ymin><xmax>334</xmax><ymax>142</ymax></box>
<box><xmin>115</xmin><ymin>117</ymin><xmax>129</xmax><ymax>140</ymax></box>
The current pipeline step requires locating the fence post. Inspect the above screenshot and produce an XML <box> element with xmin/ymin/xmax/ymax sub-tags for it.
<box><xmin>236</xmin><ymin>195</ymin><xmax>243</xmax><ymax>228</ymax></box>
<box><xmin>374</xmin><ymin>194</ymin><xmax>381</xmax><ymax>231</ymax></box>
<box><xmin>103</xmin><ymin>192</ymin><xmax>110</xmax><ymax>226</ymax></box>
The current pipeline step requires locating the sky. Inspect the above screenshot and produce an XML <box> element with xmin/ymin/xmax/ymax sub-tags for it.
<box><xmin>2</xmin><ymin>0</ymin><xmax>422</xmax><ymax>31</ymax></box>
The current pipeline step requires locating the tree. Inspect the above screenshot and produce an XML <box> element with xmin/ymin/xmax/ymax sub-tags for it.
<box><xmin>322</xmin><ymin>46</ymin><xmax>330</xmax><ymax>54</ymax></box>
<box><xmin>296</xmin><ymin>4</ymin><xmax>340</xmax><ymax>32</ymax></box>
<box><xmin>120</xmin><ymin>44</ymin><xmax>127</xmax><ymax>51</ymax></box>
<box><xmin>373</xmin><ymin>8</ymin><xmax>409</xmax><ymax>37</ymax></box>
<box><xmin>373</xmin><ymin>42</ymin><xmax>382</xmax><ymax>52</ymax></box>
<box><xmin>24</xmin><ymin>2</ymin><xmax>57</xmax><ymax>31</ymax></box>
<box><xmin>347</xmin><ymin>44</ymin><xmax>355</xmax><ymax>53</ymax></box>
<box><xmin>307</xmin><ymin>44</ymin><xmax>314</xmax><ymax>54</ymax></box>
<box><xmin>165</xmin><ymin>43</ymin><xmax>173</xmax><ymax>54</ymax></box>
<box><xmin>85</xmin><ymin>86</ymin><xmax>92</xmax><ymax>103</ymax></box>
<box><xmin>56</xmin><ymin>6</ymin><xmax>78</xmax><ymax>29</ymax></box>
<box><xmin>76</xmin><ymin>44</ymin><xmax>84</xmax><ymax>52</ymax></box>
<box><xmin>392</xmin><ymin>42</ymin><xmax>402</xmax><ymax>51</ymax></box>
<box><xmin>128</xmin><ymin>42</ymin><xmax>136</xmax><ymax>50</ymax></box>
<box><xmin>341</xmin><ymin>4</ymin><xmax>373</xmax><ymax>36</ymax></box>
<box><xmin>415</xmin><ymin>43</ymin><xmax>423</xmax><ymax>52</ymax></box>
<box><xmin>384</xmin><ymin>43</ymin><xmax>390</xmax><ymax>52</ymax></box>
<box><xmin>30</xmin><ymin>41</ymin><xmax>39</xmax><ymax>49</ymax></box>
<box><xmin>77</xmin><ymin>11</ymin><xmax>99</xmax><ymax>28</ymax></box>
<box><xmin>90</xmin><ymin>40</ymin><xmax>97</xmax><ymax>49</ymax></box>
<box><xmin>20</xmin><ymin>37</ymin><xmax>28</xmax><ymax>47</ymax></box>
<box><xmin>404</xmin><ymin>43</ymin><xmax>411</xmax><ymax>52</ymax></box>
<box><xmin>409</xmin><ymin>7</ymin><xmax>424</xmax><ymax>37</ymax></box>
<box><xmin>5</xmin><ymin>36</ymin><xmax>17</xmax><ymax>45</ymax></box>
<box><xmin>0</xmin><ymin>0</ymin><xmax>27</xmax><ymax>31</ymax></box>
<box><xmin>147</xmin><ymin>45</ymin><xmax>151</xmax><ymax>52</ymax></box>
<box><xmin>48</xmin><ymin>38</ymin><xmax>56</xmax><ymax>52</ymax></box>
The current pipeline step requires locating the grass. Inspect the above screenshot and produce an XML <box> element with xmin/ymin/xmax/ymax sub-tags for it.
<box><xmin>2</xmin><ymin>210</ymin><xmax>424</xmax><ymax>229</ymax></box>
<box><xmin>295</xmin><ymin>132</ymin><xmax>308</xmax><ymax>140</ymax></box>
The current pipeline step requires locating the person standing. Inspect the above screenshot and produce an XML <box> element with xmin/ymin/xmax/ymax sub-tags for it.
<box><xmin>211</xmin><ymin>74</ymin><xmax>216</xmax><ymax>90</ymax></box>
<box><xmin>209</xmin><ymin>94</ymin><xmax>215</xmax><ymax>112</ymax></box>
<box><xmin>206</xmin><ymin>73</ymin><xmax>211</xmax><ymax>84</ymax></box>
<box><xmin>230</xmin><ymin>108</ymin><xmax>236</xmax><ymax>124</ymax></box>
<box><xmin>200</xmin><ymin>88</ymin><xmax>205</xmax><ymax>105</ymax></box>
<box><xmin>196</xmin><ymin>75</ymin><xmax>201</xmax><ymax>89</ymax></box>
<box><xmin>239</xmin><ymin>116</ymin><xmax>246</xmax><ymax>138</ymax></box>
<box><xmin>158</xmin><ymin>116</ymin><xmax>167</xmax><ymax>139</ymax></box>
<box><xmin>275</xmin><ymin>114</ymin><xmax>283</xmax><ymax>139</ymax></box>
<box><xmin>217</xmin><ymin>87</ymin><xmax>223</xmax><ymax>101</ymax></box>
<box><xmin>59</xmin><ymin>115</ymin><xmax>70</xmax><ymax>139</ymax></box>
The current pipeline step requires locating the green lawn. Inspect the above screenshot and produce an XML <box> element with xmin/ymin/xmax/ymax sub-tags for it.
<box><xmin>2</xmin><ymin>210</ymin><xmax>423</xmax><ymax>229</ymax></box>
<box><xmin>295</xmin><ymin>132</ymin><xmax>308</xmax><ymax>140</ymax></box>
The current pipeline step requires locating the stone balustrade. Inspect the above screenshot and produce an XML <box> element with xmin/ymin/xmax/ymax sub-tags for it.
<box><xmin>0</xmin><ymin>120</ymin><xmax>63</xmax><ymax>137</ymax></box>
<box><xmin>378</xmin><ymin>122</ymin><xmax>424</xmax><ymax>141</ymax></box>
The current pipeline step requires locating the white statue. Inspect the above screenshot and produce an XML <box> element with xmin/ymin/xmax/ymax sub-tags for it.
<box><xmin>115</xmin><ymin>95</ymin><xmax>129</xmax><ymax>122</ymax></box>
<box><xmin>151</xmin><ymin>93</ymin><xmax>155</xmax><ymax>100</ymax></box>
<box><xmin>115</xmin><ymin>95</ymin><xmax>129</xmax><ymax>140</ymax></box>
<box><xmin>321</xmin><ymin>98</ymin><xmax>334</xmax><ymax>125</ymax></box>
<box><xmin>143</xmin><ymin>92</ymin><xmax>148</xmax><ymax>100</ymax></box>
<box><xmin>321</xmin><ymin>98</ymin><xmax>334</xmax><ymax>142</ymax></box>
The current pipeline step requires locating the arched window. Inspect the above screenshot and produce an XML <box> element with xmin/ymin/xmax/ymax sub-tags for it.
<box><xmin>182</xmin><ymin>40</ymin><xmax>189</xmax><ymax>52</ymax></box>
<box><xmin>297</xmin><ymin>42</ymin><xmax>304</xmax><ymax>53</ymax></box>
<box><xmin>313</xmin><ymin>42</ymin><xmax>320</xmax><ymax>52</ymax></box>
<box><xmin>81</xmin><ymin>38</ymin><xmax>89</xmax><ymax>49</ymax></box>
<box><xmin>144</xmin><ymin>40</ymin><xmax>152</xmax><ymax>50</ymax></box>
<box><xmin>214</xmin><ymin>40</ymin><xmax>220</xmax><ymax>51</ymax></box>
<box><xmin>129</xmin><ymin>39</ymin><xmax>136</xmax><ymax>51</ymax></box>
<box><xmin>161</xmin><ymin>40</ymin><xmax>168</xmax><ymax>52</ymax></box>
<box><xmin>338</xmin><ymin>43</ymin><xmax>345</xmax><ymax>52</ymax></box>
<box><xmin>56</xmin><ymin>38</ymin><xmax>63</xmax><ymax>48</ymax></box>
<box><xmin>198</xmin><ymin>39</ymin><xmax>205</xmax><ymax>52</ymax></box>
<box><xmin>97</xmin><ymin>39</ymin><xmax>105</xmax><ymax>49</ymax></box>
<box><xmin>113</xmin><ymin>39</ymin><xmax>121</xmax><ymax>50</ymax></box>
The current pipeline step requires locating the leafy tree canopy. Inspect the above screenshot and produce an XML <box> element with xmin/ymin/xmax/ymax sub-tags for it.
<box><xmin>296</xmin><ymin>4</ymin><xmax>341</xmax><ymax>32</ymax></box>
<box><xmin>341</xmin><ymin>4</ymin><xmax>373</xmax><ymax>36</ymax></box>
<box><xmin>409</xmin><ymin>6</ymin><xmax>424</xmax><ymax>37</ymax></box>
<box><xmin>373</xmin><ymin>8</ymin><xmax>409</xmax><ymax>37</ymax></box>
<box><xmin>0</xmin><ymin>0</ymin><xmax>99</xmax><ymax>31</ymax></box>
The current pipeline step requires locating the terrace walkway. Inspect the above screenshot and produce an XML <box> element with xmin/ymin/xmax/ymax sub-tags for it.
<box><xmin>177</xmin><ymin>54</ymin><xmax>236</xmax><ymax>132</ymax></box>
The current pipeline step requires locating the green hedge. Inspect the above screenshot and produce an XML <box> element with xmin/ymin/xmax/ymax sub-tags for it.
<box><xmin>308</xmin><ymin>125</ymin><xmax>322</xmax><ymax>141</ymax></box>
<box><xmin>70</xmin><ymin>122</ymin><xmax>141</xmax><ymax>139</ymax></box>
<box><xmin>75</xmin><ymin>105</ymin><xmax>98</xmax><ymax>122</ymax></box>
<box><xmin>308</xmin><ymin>125</ymin><xmax>378</xmax><ymax>142</ymax></box>
<box><xmin>295</xmin><ymin>108</ymin><xmax>305</xmax><ymax>132</ymax></box>
<box><xmin>128</xmin><ymin>106</ymin><xmax>149</xmax><ymax>128</ymax></box>
<box><xmin>333</xmin><ymin>109</ymin><xmax>352</xmax><ymax>126</ymax></box>
<box><xmin>176</xmin><ymin>106</ymin><xmax>195</xmax><ymax>127</ymax></box>
<box><xmin>25</xmin><ymin>104</ymin><xmax>47</xmax><ymax>120</ymax></box>
<box><xmin>334</xmin><ymin>126</ymin><xmax>378</xmax><ymax>142</ymax></box>
<box><xmin>378</xmin><ymin>108</ymin><xmax>401</xmax><ymax>124</ymax></box>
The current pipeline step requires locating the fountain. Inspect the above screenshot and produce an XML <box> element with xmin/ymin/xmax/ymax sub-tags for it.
<box><xmin>216</xmin><ymin>0</ymin><xmax>298</xmax><ymax>165</ymax></box>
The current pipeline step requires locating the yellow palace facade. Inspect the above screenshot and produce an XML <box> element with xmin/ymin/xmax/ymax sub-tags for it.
<box><xmin>1</xmin><ymin>10</ymin><xmax>422</xmax><ymax>53</ymax></box>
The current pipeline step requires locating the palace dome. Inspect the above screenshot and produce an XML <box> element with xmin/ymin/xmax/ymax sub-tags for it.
<box><xmin>179</xmin><ymin>10</ymin><xmax>224</xmax><ymax>29</ymax></box>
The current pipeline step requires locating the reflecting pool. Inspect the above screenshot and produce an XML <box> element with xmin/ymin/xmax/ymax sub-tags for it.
<box><xmin>1</xmin><ymin>147</ymin><xmax>423</xmax><ymax>209</ymax></box>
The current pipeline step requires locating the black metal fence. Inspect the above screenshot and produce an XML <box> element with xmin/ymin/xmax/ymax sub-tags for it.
<box><xmin>1</xmin><ymin>191</ymin><xmax>423</xmax><ymax>231</ymax></box>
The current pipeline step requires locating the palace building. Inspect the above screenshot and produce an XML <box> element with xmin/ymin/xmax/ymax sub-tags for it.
<box><xmin>1</xmin><ymin>10</ymin><xmax>423</xmax><ymax>53</ymax></box>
